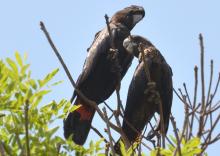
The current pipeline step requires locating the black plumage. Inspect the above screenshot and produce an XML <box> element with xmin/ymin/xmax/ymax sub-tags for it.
<box><xmin>116</xmin><ymin>35</ymin><xmax>173</xmax><ymax>149</ymax></box>
<box><xmin>64</xmin><ymin>6</ymin><xmax>145</xmax><ymax>145</ymax></box>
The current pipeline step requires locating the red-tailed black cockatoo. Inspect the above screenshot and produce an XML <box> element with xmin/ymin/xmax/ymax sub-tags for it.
<box><xmin>64</xmin><ymin>6</ymin><xmax>145</xmax><ymax>145</ymax></box>
<box><xmin>115</xmin><ymin>35</ymin><xmax>173</xmax><ymax>151</ymax></box>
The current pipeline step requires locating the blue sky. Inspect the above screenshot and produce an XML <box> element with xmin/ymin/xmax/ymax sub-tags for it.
<box><xmin>0</xmin><ymin>0</ymin><xmax>220</xmax><ymax>155</ymax></box>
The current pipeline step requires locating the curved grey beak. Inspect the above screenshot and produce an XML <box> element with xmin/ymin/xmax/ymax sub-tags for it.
<box><xmin>123</xmin><ymin>37</ymin><xmax>138</xmax><ymax>55</ymax></box>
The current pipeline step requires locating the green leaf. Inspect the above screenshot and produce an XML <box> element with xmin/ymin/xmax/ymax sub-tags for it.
<box><xmin>35</xmin><ymin>90</ymin><xmax>51</xmax><ymax>98</ymax></box>
<box><xmin>28</xmin><ymin>79</ymin><xmax>38</xmax><ymax>90</ymax></box>
<box><xmin>185</xmin><ymin>137</ymin><xmax>200</xmax><ymax>148</ymax></box>
<box><xmin>63</xmin><ymin>101</ymin><xmax>72</xmax><ymax>113</ymax></box>
<box><xmin>25</xmin><ymin>88</ymin><xmax>33</xmax><ymax>99</ymax></box>
<box><xmin>160</xmin><ymin>149</ymin><xmax>172</xmax><ymax>156</ymax></box>
<box><xmin>21</xmin><ymin>64</ymin><xmax>30</xmax><ymax>75</ymax></box>
<box><xmin>38</xmin><ymin>68</ymin><xmax>59</xmax><ymax>88</ymax></box>
<box><xmin>119</xmin><ymin>140</ymin><xmax>127</xmax><ymax>156</ymax></box>
<box><xmin>167</xmin><ymin>143</ymin><xmax>175</xmax><ymax>152</ymax></box>
<box><xmin>15</xmin><ymin>52</ymin><xmax>23</xmax><ymax>67</ymax></box>
<box><xmin>89</xmin><ymin>140</ymin><xmax>95</xmax><ymax>155</ymax></box>
<box><xmin>64</xmin><ymin>104</ymin><xmax>81</xmax><ymax>119</ymax></box>
<box><xmin>69</xmin><ymin>104</ymin><xmax>81</xmax><ymax>112</ymax></box>
<box><xmin>127</xmin><ymin>141</ymin><xmax>139</xmax><ymax>155</ymax></box>
<box><xmin>181</xmin><ymin>137</ymin><xmax>186</xmax><ymax>145</ymax></box>
<box><xmin>169</xmin><ymin>135</ymin><xmax>177</xmax><ymax>145</ymax></box>
<box><xmin>51</xmin><ymin>80</ymin><xmax>63</xmax><ymax>86</ymax></box>
<box><xmin>150</xmin><ymin>149</ymin><xmax>157</xmax><ymax>156</ymax></box>
<box><xmin>95</xmin><ymin>138</ymin><xmax>104</xmax><ymax>152</ymax></box>
<box><xmin>46</xmin><ymin>126</ymin><xmax>59</xmax><ymax>138</ymax></box>
<box><xmin>6</xmin><ymin>58</ymin><xmax>18</xmax><ymax>74</ymax></box>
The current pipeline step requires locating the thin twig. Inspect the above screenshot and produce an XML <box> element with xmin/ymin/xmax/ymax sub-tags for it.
<box><xmin>170</xmin><ymin>114</ymin><xmax>182</xmax><ymax>156</ymax></box>
<box><xmin>183</xmin><ymin>83</ymin><xmax>192</xmax><ymax>108</ymax></box>
<box><xmin>104</xmin><ymin>14</ymin><xmax>115</xmax><ymax>49</ymax></box>
<box><xmin>56</xmin><ymin>143</ymin><xmax>61</xmax><ymax>156</ymax></box>
<box><xmin>116</xmin><ymin>89</ymin><xmax>125</xmax><ymax>114</ymax></box>
<box><xmin>198</xmin><ymin>33</ymin><xmax>206</xmax><ymax>138</ymax></box>
<box><xmin>208</xmin><ymin>73</ymin><xmax>220</xmax><ymax>105</ymax></box>
<box><xmin>105</xmin><ymin>102</ymin><xmax>154</xmax><ymax>150</ymax></box>
<box><xmin>25</xmin><ymin>100</ymin><xmax>30</xmax><ymax>156</ymax></box>
<box><xmin>203</xmin><ymin>60</ymin><xmax>214</xmax><ymax>132</ymax></box>
<box><xmin>139</xmin><ymin>125</ymin><xmax>148</xmax><ymax>148</ymax></box>
<box><xmin>91</xmin><ymin>125</ymin><xmax>108</xmax><ymax>143</ymax></box>
<box><xmin>203</xmin><ymin>134</ymin><xmax>220</xmax><ymax>146</ymax></box>
<box><xmin>103</xmin><ymin>107</ymin><xmax>116</xmax><ymax>156</ymax></box>
<box><xmin>205</xmin><ymin>101</ymin><xmax>220</xmax><ymax>114</ymax></box>
<box><xmin>180</xmin><ymin>96</ymin><xmax>189</xmax><ymax>142</ymax></box>
<box><xmin>113</xmin><ymin>112</ymin><xmax>130</xmax><ymax>148</ymax></box>
<box><xmin>158</xmin><ymin>98</ymin><xmax>166</xmax><ymax>148</ymax></box>
<box><xmin>103</xmin><ymin>101</ymin><xmax>114</xmax><ymax>113</ymax></box>
<box><xmin>0</xmin><ymin>142</ymin><xmax>5</xmax><ymax>156</ymax></box>
<box><xmin>173</xmin><ymin>88</ymin><xmax>187</xmax><ymax>104</ymax></box>
<box><xmin>165</xmin><ymin>135</ymin><xmax>175</xmax><ymax>147</ymax></box>
<box><xmin>103</xmin><ymin>101</ymin><xmax>151</xmax><ymax>145</ymax></box>
<box><xmin>105</xmin><ymin>143</ymin><xmax>110</xmax><ymax>156</ymax></box>
<box><xmin>140</xmin><ymin>141</ymin><xmax>152</xmax><ymax>151</ymax></box>
<box><xmin>206</xmin><ymin>60</ymin><xmax>214</xmax><ymax>106</ymax></box>
<box><xmin>189</xmin><ymin>66</ymin><xmax>198</xmax><ymax>139</ymax></box>
<box><xmin>200</xmin><ymin>114</ymin><xmax>220</xmax><ymax>154</ymax></box>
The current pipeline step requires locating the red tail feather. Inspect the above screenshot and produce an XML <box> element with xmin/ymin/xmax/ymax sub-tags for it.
<box><xmin>75</xmin><ymin>98</ymin><xmax>95</xmax><ymax>121</ymax></box>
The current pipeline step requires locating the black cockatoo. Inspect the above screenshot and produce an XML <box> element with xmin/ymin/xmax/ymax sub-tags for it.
<box><xmin>64</xmin><ymin>6</ymin><xmax>145</xmax><ymax>145</ymax></box>
<box><xmin>115</xmin><ymin>35</ymin><xmax>173</xmax><ymax>150</ymax></box>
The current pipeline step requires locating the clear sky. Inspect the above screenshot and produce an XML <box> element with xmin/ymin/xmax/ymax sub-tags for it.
<box><xmin>0</xmin><ymin>0</ymin><xmax>220</xmax><ymax>155</ymax></box>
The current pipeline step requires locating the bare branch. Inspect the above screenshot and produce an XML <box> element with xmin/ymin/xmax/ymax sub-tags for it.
<box><xmin>104</xmin><ymin>14</ymin><xmax>115</xmax><ymax>49</ymax></box>
<box><xmin>198</xmin><ymin>33</ymin><xmax>206</xmax><ymax>138</ymax></box>
<box><xmin>189</xmin><ymin>66</ymin><xmax>198</xmax><ymax>139</ymax></box>
<box><xmin>206</xmin><ymin>60</ymin><xmax>214</xmax><ymax>105</ymax></box>
<box><xmin>113</xmin><ymin>112</ymin><xmax>130</xmax><ymax>148</ymax></box>
<box><xmin>170</xmin><ymin>114</ymin><xmax>182</xmax><ymax>156</ymax></box>
<box><xmin>183</xmin><ymin>83</ymin><xmax>192</xmax><ymax>107</ymax></box>
<box><xmin>116</xmin><ymin>89</ymin><xmax>125</xmax><ymax>114</ymax></box>
<box><xmin>103</xmin><ymin>107</ymin><xmax>116</xmax><ymax>156</ymax></box>
<box><xmin>180</xmin><ymin>96</ymin><xmax>190</xmax><ymax>142</ymax></box>
<box><xmin>91</xmin><ymin>125</ymin><xmax>108</xmax><ymax>143</ymax></box>
<box><xmin>208</xmin><ymin>73</ymin><xmax>220</xmax><ymax>105</ymax></box>
<box><xmin>201</xmin><ymin>114</ymin><xmax>220</xmax><ymax>154</ymax></box>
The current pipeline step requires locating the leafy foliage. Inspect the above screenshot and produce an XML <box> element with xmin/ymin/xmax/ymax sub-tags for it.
<box><xmin>118</xmin><ymin>140</ymin><xmax>146</xmax><ymax>156</ymax></box>
<box><xmin>150</xmin><ymin>137</ymin><xmax>202</xmax><ymax>156</ymax></box>
<box><xmin>0</xmin><ymin>52</ymin><xmax>104</xmax><ymax>156</ymax></box>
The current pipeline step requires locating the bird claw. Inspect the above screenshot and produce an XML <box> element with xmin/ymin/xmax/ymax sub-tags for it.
<box><xmin>113</xmin><ymin>110</ymin><xmax>120</xmax><ymax>117</ymax></box>
<box><xmin>144</xmin><ymin>82</ymin><xmax>156</xmax><ymax>95</ymax></box>
<box><xmin>109</xmin><ymin>48</ymin><xmax>119</xmax><ymax>59</ymax></box>
<box><xmin>109</xmin><ymin>48</ymin><xmax>118</xmax><ymax>53</ymax></box>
